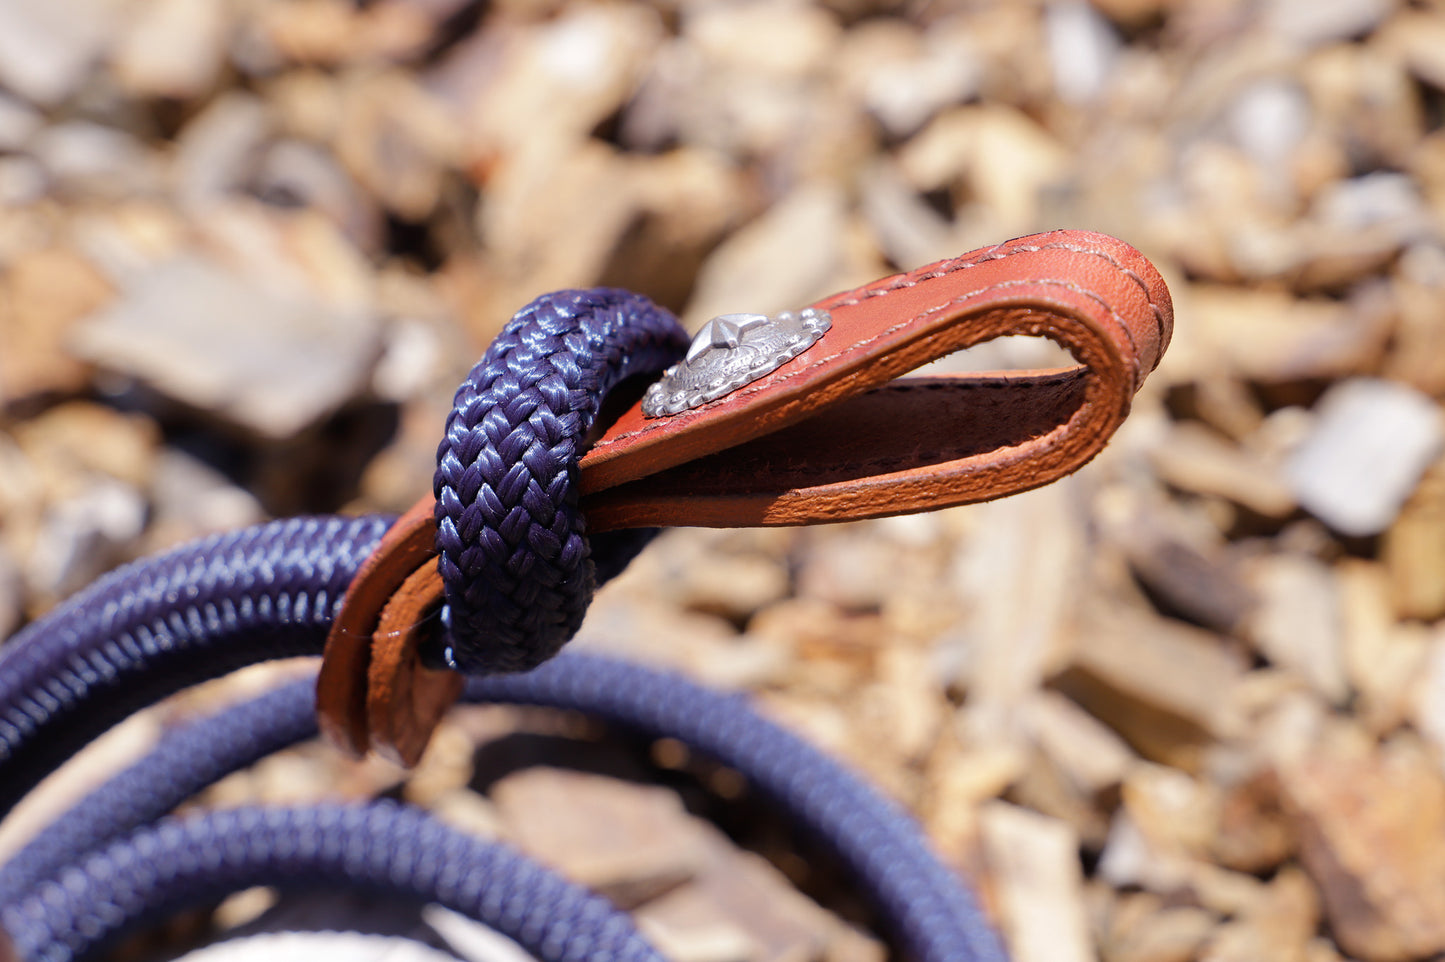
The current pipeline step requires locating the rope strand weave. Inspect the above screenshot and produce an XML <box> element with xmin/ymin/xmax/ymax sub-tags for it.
<box><xmin>2</xmin><ymin>801</ymin><xmax>663</xmax><ymax>962</ymax></box>
<box><xmin>1</xmin><ymin>656</ymin><xmax>1007</xmax><ymax>962</ymax></box>
<box><xmin>0</xmin><ymin>516</ymin><xmax>390</xmax><ymax>816</ymax></box>
<box><xmin>432</xmin><ymin>288</ymin><xmax>687</xmax><ymax>674</ymax></box>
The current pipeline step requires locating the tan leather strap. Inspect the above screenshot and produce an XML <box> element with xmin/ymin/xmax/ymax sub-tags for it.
<box><xmin>582</xmin><ymin>230</ymin><xmax>1170</xmax><ymax>522</ymax></box>
<box><xmin>318</xmin><ymin>229</ymin><xmax>1174</xmax><ymax>763</ymax></box>
<box><xmin>317</xmin><ymin>494</ymin><xmax>439</xmax><ymax>758</ymax></box>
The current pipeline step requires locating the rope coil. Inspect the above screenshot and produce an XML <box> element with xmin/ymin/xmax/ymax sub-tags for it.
<box><xmin>0</xmin><ymin>656</ymin><xmax>1007</xmax><ymax>962</ymax></box>
<box><xmin>431</xmin><ymin>288</ymin><xmax>687</xmax><ymax>674</ymax></box>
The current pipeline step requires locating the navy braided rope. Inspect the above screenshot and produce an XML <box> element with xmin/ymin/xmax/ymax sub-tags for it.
<box><xmin>0</xmin><ymin>515</ymin><xmax>391</xmax><ymax>817</ymax></box>
<box><xmin>432</xmin><ymin>288</ymin><xmax>687</xmax><ymax>674</ymax></box>
<box><xmin>0</xmin><ymin>677</ymin><xmax>318</xmax><ymax>907</ymax></box>
<box><xmin>1</xmin><ymin>801</ymin><xmax>663</xmax><ymax>962</ymax></box>
<box><xmin>0</xmin><ymin>656</ymin><xmax>1007</xmax><ymax>962</ymax></box>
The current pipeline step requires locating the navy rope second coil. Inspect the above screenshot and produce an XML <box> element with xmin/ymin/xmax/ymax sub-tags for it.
<box><xmin>0</xmin><ymin>655</ymin><xmax>1008</xmax><ymax>962</ymax></box>
<box><xmin>3</xmin><ymin>802</ymin><xmax>663</xmax><ymax>962</ymax></box>
<box><xmin>432</xmin><ymin>288</ymin><xmax>688</xmax><ymax>674</ymax></box>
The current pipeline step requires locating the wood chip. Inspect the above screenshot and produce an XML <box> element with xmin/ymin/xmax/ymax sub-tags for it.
<box><xmin>492</xmin><ymin>767</ymin><xmax>706</xmax><ymax>909</ymax></box>
<box><xmin>1105</xmin><ymin>902</ymin><xmax>1216</xmax><ymax>962</ymax></box>
<box><xmin>0</xmin><ymin>247</ymin><xmax>109</xmax><ymax>404</ymax></box>
<box><xmin>980</xmin><ymin>802</ymin><xmax>1093</xmax><ymax>962</ymax></box>
<box><xmin>1183</xmin><ymin>286</ymin><xmax>1390</xmax><ymax>385</ymax></box>
<box><xmin>1149</xmin><ymin>421</ymin><xmax>1297</xmax><ymax>519</ymax></box>
<box><xmin>1242</xmin><ymin>554</ymin><xmax>1348</xmax><ymax>703</ymax></box>
<box><xmin>1281</xmin><ymin>726</ymin><xmax>1445</xmax><ymax>961</ymax></box>
<box><xmin>1383</xmin><ymin>456</ymin><xmax>1445</xmax><ymax>620</ymax></box>
<box><xmin>1018</xmin><ymin>690</ymin><xmax>1134</xmax><ymax>796</ymax></box>
<box><xmin>1052</xmin><ymin>602</ymin><xmax>1248</xmax><ymax>771</ymax></box>
<box><xmin>1286</xmin><ymin>378</ymin><xmax>1445</xmax><ymax>537</ymax></box>
<box><xmin>72</xmin><ymin>253</ymin><xmax>382</xmax><ymax>439</ymax></box>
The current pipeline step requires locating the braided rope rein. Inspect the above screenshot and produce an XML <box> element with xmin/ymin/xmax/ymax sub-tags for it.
<box><xmin>432</xmin><ymin>288</ymin><xmax>687</xmax><ymax>674</ymax></box>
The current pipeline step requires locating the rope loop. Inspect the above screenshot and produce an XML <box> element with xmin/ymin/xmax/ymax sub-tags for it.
<box><xmin>432</xmin><ymin>289</ymin><xmax>687</xmax><ymax>674</ymax></box>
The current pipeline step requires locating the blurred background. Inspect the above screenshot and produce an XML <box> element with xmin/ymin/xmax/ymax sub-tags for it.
<box><xmin>2</xmin><ymin>0</ymin><xmax>1445</xmax><ymax>959</ymax></box>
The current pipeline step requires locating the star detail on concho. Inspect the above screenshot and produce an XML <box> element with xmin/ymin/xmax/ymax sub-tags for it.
<box><xmin>687</xmin><ymin>313</ymin><xmax>771</xmax><ymax>362</ymax></box>
<box><xmin>642</xmin><ymin>307</ymin><xmax>832</xmax><ymax>418</ymax></box>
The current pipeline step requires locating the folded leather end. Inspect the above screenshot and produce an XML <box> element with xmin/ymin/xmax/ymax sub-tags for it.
<box><xmin>581</xmin><ymin>229</ymin><xmax>1175</xmax><ymax>529</ymax></box>
<box><xmin>319</xmin><ymin>495</ymin><xmax>443</xmax><ymax>760</ymax></box>
<box><xmin>1034</xmin><ymin>228</ymin><xmax>1174</xmax><ymax>376</ymax></box>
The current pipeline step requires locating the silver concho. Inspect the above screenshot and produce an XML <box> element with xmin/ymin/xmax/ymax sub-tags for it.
<box><xmin>642</xmin><ymin>308</ymin><xmax>832</xmax><ymax>418</ymax></box>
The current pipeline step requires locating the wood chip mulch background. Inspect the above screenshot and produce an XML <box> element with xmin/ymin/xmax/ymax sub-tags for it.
<box><xmin>3</xmin><ymin>1</ymin><xmax>1445</xmax><ymax>960</ymax></box>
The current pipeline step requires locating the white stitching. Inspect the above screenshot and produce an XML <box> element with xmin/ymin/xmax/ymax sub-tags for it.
<box><xmin>825</xmin><ymin>240</ymin><xmax>1168</xmax><ymax>356</ymax></box>
<box><xmin>594</xmin><ymin>265</ymin><xmax>1143</xmax><ymax>452</ymax></box>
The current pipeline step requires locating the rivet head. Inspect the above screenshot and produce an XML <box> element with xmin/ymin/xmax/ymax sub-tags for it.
<box><xmin>642</xmin><ymin>308</ymin><xmax>831</xmax><ymax>417</ymax></box>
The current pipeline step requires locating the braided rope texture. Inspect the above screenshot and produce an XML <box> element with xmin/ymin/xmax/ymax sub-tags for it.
<box><xmin>433</xmin><ymin>288</ymin><xmax>687</xmax><ymax>674</ymax></box>
<box><xmin>0</xmin><ymin>516</ymin><xmax>391</xmax><ymax>818</ymax></box>
<box><xmin>0</xmin><ymin>678</ymin><xmax>317</xmax><ymax>907</ymax></box>
<box><xmin>1</xmin><ymin>801</ymin><xmax>663</xmax><ymax>962</ymax></box>
<box><xmin>1</xmin><ymin>655</ymin><xmax>1006</xmax><ymax>962</ymax></box>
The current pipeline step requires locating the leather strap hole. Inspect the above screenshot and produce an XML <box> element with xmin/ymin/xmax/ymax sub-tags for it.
<box><xmin>910</xmin><ymin>333</ymin><xmax>1077</xmax><ymax>376</ymax></box>
<box><xmin>603</xmin><ymin>369</ymin><xmax>1091</xmax><ymax>496</ymax></box>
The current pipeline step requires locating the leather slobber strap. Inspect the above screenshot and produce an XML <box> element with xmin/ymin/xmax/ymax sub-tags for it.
<box><xmin>318</xmin><ymin>228</ymin><xmax>1174</xmax><ymax>764</ymax></box>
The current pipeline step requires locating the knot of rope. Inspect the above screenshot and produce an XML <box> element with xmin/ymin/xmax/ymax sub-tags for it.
<box><xmin>431</xmin><ymin>289</ymin><xmax>688</xmax><ymax>675</ymax></box>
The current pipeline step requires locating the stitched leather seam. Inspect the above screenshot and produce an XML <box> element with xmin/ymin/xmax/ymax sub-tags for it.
<box><xmin>594</xmin><ymin>273</ymin><xmax>1137</xmax><ymax>453</ymax></box>
<box><xmin>830</xmin><ymin>240</ymin><xmax>1167</xmax><ymax>364</ymax></box>
<box><xmin>592</xmin><ymin>278</ymin><xmax>1049</xmax><ymax>451</ymax></box>
<box><xmin>868</xmin><ymin>276</ymin><xmax>1142</xmax><ymax>391</ymax></box>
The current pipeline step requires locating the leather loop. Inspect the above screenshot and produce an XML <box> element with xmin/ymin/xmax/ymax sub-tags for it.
<box><xmin>318</xmin><ymin>228</ymin><xmax>1174</xmax><ymax>763</ymax></box>
<box><xmin>581</xmin><ymin>230</ymin><xmax>1170</xmax><ymax>524</ymax></box>
<box><xmin>365</xmin><ymin>561</ymin><xmax>458</xmax><ymax>766</ymax></box>
<box><xmin>317</xmin><ymin>495</ymin><xmax>439</xmax><ymax>758</ymax></box>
